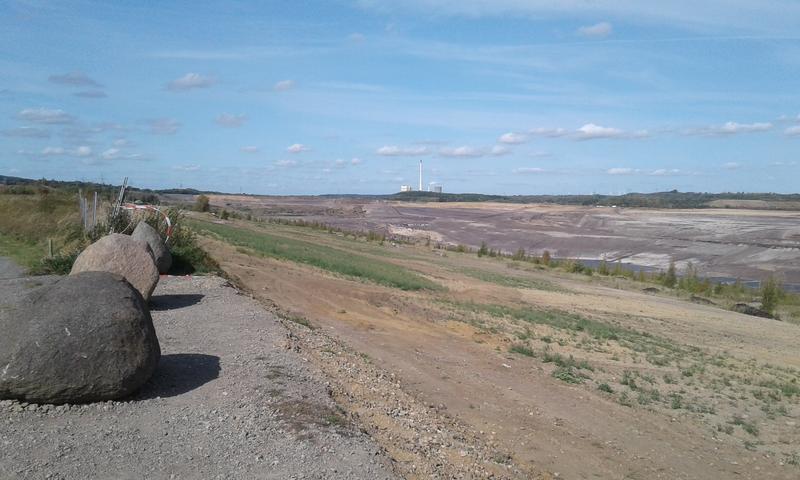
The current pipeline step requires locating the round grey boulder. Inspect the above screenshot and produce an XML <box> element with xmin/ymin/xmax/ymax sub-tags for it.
<box><xmin>132</xmin><ymin>221</ymin><xmax>172</xmax><ymax>274</ymax></box>
<box><xmin>70</xmin><ymin>233</ymin><xmax>160</xmax><ymax>301</ymax></box>
<box><xmin>0</xmin><ymin>271</ymin><xmax>160</xmax><ymax>404</ymax></box>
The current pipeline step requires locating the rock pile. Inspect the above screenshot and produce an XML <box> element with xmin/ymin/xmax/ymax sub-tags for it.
<box><xmin>0</xmin><ymin>272</ymin><xmax>160</xmax><ymax>404</ymax></box>
<box><xmin>70</xmin><ymin>232</ymin><xmax>160</xmax><ymax>301</ymax></box>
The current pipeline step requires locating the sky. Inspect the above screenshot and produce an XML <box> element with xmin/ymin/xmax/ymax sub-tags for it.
<box><xmin>2</xmin><ymin>0</ymin><xmax>800</xmax><ymax>195</ymax></box>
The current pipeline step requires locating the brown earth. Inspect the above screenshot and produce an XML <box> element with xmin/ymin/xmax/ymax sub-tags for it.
<box><xmin>196</xmin><ymin>218</ymin><xmax>800</xmax><ymax>480</ymax></box>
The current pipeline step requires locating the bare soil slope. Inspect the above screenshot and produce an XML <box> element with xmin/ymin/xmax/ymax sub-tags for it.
<box><xmin>197</xmin><ymin>218</ymin><xmax>800</xmax><ymax>479</ymax></box>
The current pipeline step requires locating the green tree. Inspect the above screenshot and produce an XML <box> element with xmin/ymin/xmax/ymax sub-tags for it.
<box><xmin>477</xmin><ymin>241</ymin><xmax>489</xmax><ymax>257</ymax></box>
<box><xmin>541</xmin><ymin>250</ymin><xmax>551</xmax><ymax>266</ymax></box>
<box><xmin>760</xmin><ymin>276</ymin><xmax>782</xmax><ymax>316</ymax></box>
<box><xmin>194</xmin><ymin>194</ymin><xmax>210</xmax><ymax>212</ymax></box>
<box><xmin>663</xmin><ymin>258</ymin><xmax>677</xmax><ymax>288</ymax></box>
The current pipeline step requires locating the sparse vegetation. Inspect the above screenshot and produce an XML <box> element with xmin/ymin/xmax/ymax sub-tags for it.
<box><xmin>190</xmin><ymin>219</ymin><xmax>441</xmax><ymax>291</ymax></box>
<box><xmin>509</xmin><ymin>344</ymin><xmax>535</xmax><ymax>357</ymax></box>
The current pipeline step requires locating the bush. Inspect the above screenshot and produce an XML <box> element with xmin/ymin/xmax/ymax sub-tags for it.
<box><xmin>195</xmin><ymin>194</ymin><xmax>210</xmax><ymax>212</ymax></box>
<box><xmin>30</xmin><ymin>250</ymin><xmax>80</xmax><ymax>275</ymax></box>
<box><xmin>663</xmin><ymin>258</ymin><xmax>677</xmax><ymax>288</ymax></box>
<box><xmin>159</xmin><ymin>209</ymin><xmax>218</xmax><ymax>275</ymax></box>
<box><xmin>761</xmin><ymin>276</ymin><xmax>783</xmax><ymax>315</ymax></box>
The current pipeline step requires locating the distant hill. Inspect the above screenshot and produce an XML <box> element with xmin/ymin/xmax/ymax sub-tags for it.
<box><xmin>3</xmin><ymin>175</ymin><xmax>800</xmax><ymax>210</ymax></box>
<box><xmin>384</xmin><ymin>190</ymin><xmax>800</xmax><ymax>210</ymax></box>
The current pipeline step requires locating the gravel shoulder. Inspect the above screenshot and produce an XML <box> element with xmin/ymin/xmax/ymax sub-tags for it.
<box><xmin>0</xmin><ymin>272</ymin><xmax>398</xmax><ymax>480</ymax></box>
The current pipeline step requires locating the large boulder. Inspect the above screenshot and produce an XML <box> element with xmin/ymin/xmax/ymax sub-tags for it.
<box><xmin>0</xmin><ymin>272</ymin><xmax>160</xmax><ymax>404</ymax></box>
<box><xmin>70</xmin><ymin>233</ymin><xmax>159</xmax><ymax>301</ymax></box>
<box><xmin>132</xmin><ymin>221</ymin><xmax>172</xmax><ymax>274</ymax></box>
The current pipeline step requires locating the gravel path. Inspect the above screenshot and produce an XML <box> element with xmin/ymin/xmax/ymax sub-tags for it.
<box><xmin>0</xmin><ymin>256</ymin><xmax>25</xmax><ymax>280</ymax></box>
<box><xmin>1</xmin><ymin>273</ymin><xmax>398</xmax><ymax>480</ymax></box>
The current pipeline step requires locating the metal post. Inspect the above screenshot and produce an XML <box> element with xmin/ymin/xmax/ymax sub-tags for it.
<box><xmin>92</xmin><ymin>191</ymin><xmax>97</xmax><ymax>228</ymax></box>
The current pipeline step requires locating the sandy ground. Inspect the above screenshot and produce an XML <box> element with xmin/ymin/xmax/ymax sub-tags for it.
<box><xmin>186</xmin><ymin>195</ymin><xmax>800</xmax><ymax>287</ymax></box>
<box><xmin>199</xmin><ymin>224</ymin><xmax>800</xmax><ymax>480</ymax></box>
<box><xmin>0</xmin><ymin>271</ymin><xmax>398</xmax><ymax>480</ymax></box>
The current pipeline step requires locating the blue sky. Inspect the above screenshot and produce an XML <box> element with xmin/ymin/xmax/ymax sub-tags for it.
<box><xmin>2</xmin><ymin>0</ymin><xmax>800</xmax><ymax>195</ymax></box>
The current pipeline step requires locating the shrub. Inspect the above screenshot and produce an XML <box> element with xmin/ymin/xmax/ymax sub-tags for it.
<box><xmin>663</xmin><ymin>258</ymin><xmax>677</xmax><ymax>288</ymax></box>
<box><xmin>598</xmin><ymin>382</ymin><xmax>614</xmax><ymax>393</ymax></box>
<box><xmin>541</xmin><ymin>250</ymin><xmax>551</xmax><ymax>266</ymax></box>
<box><xmin>195</xmin><ymin>194</ymin><xmax>210</xmax><ymax>212</ymax></box>
<box><xmin>509</xmin><ymin>344</ymin><xmax>535</xmax><ymax>357</ymax></box>
<box><xmin>30</xmin><ymin>250</ymin><xmax>80</xmax><ymax>275</ymax></box>
<box><xmin>760</xmin><ymin>276</ymin><xmax>782</xmax><ymax>315</ymax></box>
<box><xmin>552</xmin><ymin>366</ymin><xmax>585</xmax><ymax>384</ymax></box>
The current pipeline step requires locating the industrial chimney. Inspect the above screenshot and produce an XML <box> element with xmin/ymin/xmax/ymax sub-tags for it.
<box><xmin>419</xmin><ymin>160</ymin><xmax>423</xmax><ymax>191</ymax></box>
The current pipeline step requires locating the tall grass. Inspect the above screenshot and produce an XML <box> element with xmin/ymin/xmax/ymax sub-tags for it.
<box><xmin>190</xmin><ymin>219</ymin><xmax>441</xmax><ymax>291</ymax></box>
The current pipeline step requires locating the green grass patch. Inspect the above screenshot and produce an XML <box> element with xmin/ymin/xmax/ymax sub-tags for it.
<box><xmin>448</xmin><ymin>301</ymin><xmax>681</xmax><ymax>357</ymax></box>
<box><xmin>552</xmin><ymin>366</ymin><xmax>587</xmax><ymax>384</ymax></box>
<box><xmin>190</xmin><ymin>219</ymin><xmax>441</xmax><ymax>291</ymax></box>
<box><xmin>458</xmin><ymin>267</ymin><xmax>565</xmax><ymax>292</ymax></box>
<box><xmin>0</xmin><ymin>233</ymin><xmax>43</xmax><ymax>268</ymax></box>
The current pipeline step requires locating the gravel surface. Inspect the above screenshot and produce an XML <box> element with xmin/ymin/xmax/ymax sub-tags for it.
<box><xmin>1</xmin><ymin>272</ymin><xmax>398</xmax><ymax>480</ymax></box>
<box><xmin>0</xmin><ymin>257</ymin><xmax>25</xmax><ymax>280</ymax></box>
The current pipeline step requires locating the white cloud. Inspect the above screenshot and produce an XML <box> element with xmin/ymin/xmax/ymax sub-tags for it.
<box><xmin>490</xmin><ymin>145</ymin><xmax>510</xmax><ymax>156</ymax></box>
<box><xmin>607</xmin><ymin>167</ymin><xmax>635</xmax><ymax>175</ymax></box>
<box><xmin>113</xmin><ymin>138</ymin><xmax>131</xmax><ymax>147</ymax></box>
<box><xmin>16</xmin><ymin>108</ymin><xmax>74</xmax><ymax>124</ymax></box>
<box><xmin>274</xmin><ymin>79</ymin><xmax>295</xmax><ymax>91</ymax></box>
<box><xmin>2</xmin><ymin>126</ymin><xmax>50</xmax><ymax>138</ymax></box>
<box><xmin>75</xmin><ymin>146</ymin><xmax>92</xmax><ymax>157</ymax></box>
<box><xmin>770</xmin><ymin>160</ymin><xmax>798</xmax><ymax>166</ymax></box>
<box><xmin>172</xmin><ymin>164</ymin><xmax>201</xmax><ymax>172</ymax></box>
<box><xmin>101</xmin><ymin>148</ymin><xmax>121</xmax><ymax>160</ymax></box>
<box><xmin>166</xmin><ymin>73</ymin><xmax>216</xmax><ymax>91</ymax></box>
<box><xmin>439</xmin><ymin>146</ymin><xmax>484</xmax><ymax>157</ymax></box>
<box><xmin>498</xmin><ymin>132</ymin><xmax>527</xmax><ymax>144</ymax></box>
<box><xmin>215</xmin><ymin>113</ymin><xmax>247</xmax><ymax>127</ymax></box>
<box><xmin>649</xmin><ymin>168</ymin><xmax>681</xmax><ymax>176</ymax></box>
<box><xmin>576</xmin><ymin>123</ymin><xmax>624</xmax><ymax>140</ymax></box>
<box><xmin>529</xmin><ymin>127</ymin><xmax>568</xmax><ymax>138</ymax></box>
<box><xmin>376</xmin><ymin>145</ymin><xmax>429</xmax><ymax>156</ymax></box>
<box><xmin>148</xmin><ymin>118</ymin><xmax>180</xmax><ymax>135</ymax></box>
<box><xmin>48</xmin><ymin>72</ymin><xmax>101</xmax><ymax>87</ymax></box>
<box><xmin>785</xmin><ymin>125</ymin><xmax>800</xmax><ymax>136</ymax></box>
<box><xmin>577</xmin><ymin>22</ymin><xmax>613</xmax><ymax>38</ymax></box>
<box><xmin>287</xmin><ymin>143</ymin><xmax>309</xmax><ymax>153</ymax></box>
<box><xmin>275</xmin><ymin>159</ymin><xmax>298</xmax><ymax>167</ymax></box>
<box><xmin>688</xmin><ymin>121</ymin><xmax>773</xmax><ymax>136</ymax></box>
<box><xmin>513</xmin><ymin>167</ymin><xmax>546</xmax><ymax>174</ymax></box>
<box><xmin>41</xmin><ymin>147</ymin><xmax>65</xmax><ymax>156</ymax></box>
<box><xmin>353</xmin><ymin>1</ymin><xmax>800</xmax><ymax>35</ymax></box>
<box><xmin>240</xmin><ymin>146</ymin><xmax>260</xmax><ymax>153</ymax></box>
<box><xmin>724</xmin><ymin>162</ymin><xmax>741</xmax><ymax>170</ymax></box>
<box><xmin>351</xmin><ymin>157</ymin><xmax>363</xmax><ymax>165</ymax></box>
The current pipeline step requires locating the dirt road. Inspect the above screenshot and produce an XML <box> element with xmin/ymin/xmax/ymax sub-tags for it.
<box><xmin>0</xmin><ymin>271</ymin><xmax>397</xmax><ymax>480</ymax></box>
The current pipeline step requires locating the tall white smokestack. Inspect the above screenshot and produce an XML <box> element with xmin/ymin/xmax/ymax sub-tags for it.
<box><xmin>419</xmin><ymin>159</ymin><xmax>423</xmax><ymax>191</ymax></box>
